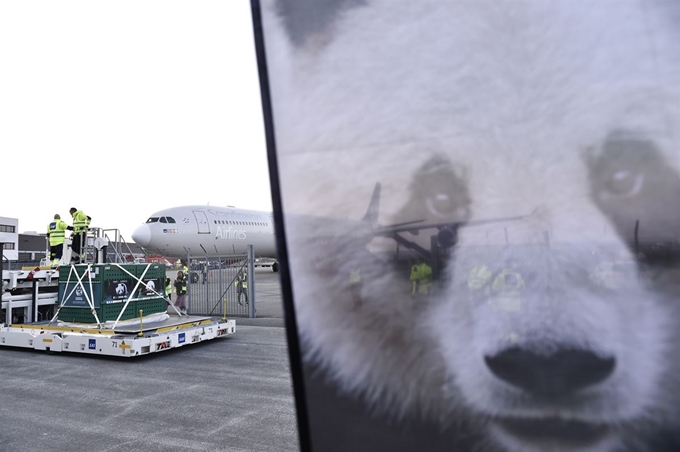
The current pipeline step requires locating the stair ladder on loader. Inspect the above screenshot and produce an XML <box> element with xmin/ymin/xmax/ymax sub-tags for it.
<box><xmin>99</xmin><ymin>228</ymin><xmax>146</xmax><ymax>264</ymax></box>
<box><xmin>59</xmin><ymin>228</ymin><xmax>142</xmax><ymax>266</ymax></box>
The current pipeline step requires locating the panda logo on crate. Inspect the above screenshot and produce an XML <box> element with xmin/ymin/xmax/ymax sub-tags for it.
<box><xmin>115</xmin><ymin>283</ymin><xmax>128</xmax><ymax>296</ymax></box>
<box><xmin>145</xmin><ymin>281</ymin><xmax>155</xmax><ymax>292</ymax></box>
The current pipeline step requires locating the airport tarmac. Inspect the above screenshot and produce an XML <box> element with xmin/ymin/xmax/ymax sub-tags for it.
<box><xmin>0</xmin><ymin>270</ymin><xmax>300</xmax><ymax>452</ymax></box>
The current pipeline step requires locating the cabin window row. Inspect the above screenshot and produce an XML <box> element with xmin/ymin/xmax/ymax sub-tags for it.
<box><xmin>213</xmin><ymin>220</ymin><xmax>267</xmax><ymax>226</ymax></box>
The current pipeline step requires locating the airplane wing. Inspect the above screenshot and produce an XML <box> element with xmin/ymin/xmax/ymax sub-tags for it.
<box><xmin>374</xmin><ymin>209</ymin><xmax>538</xmax><ymax>236</ymax></box>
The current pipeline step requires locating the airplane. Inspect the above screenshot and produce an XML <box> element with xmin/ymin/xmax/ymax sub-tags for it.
<box><xmin>131</xmin><ymin>206</ymin><xmax>280</xmax><ymax>271</ymax></box>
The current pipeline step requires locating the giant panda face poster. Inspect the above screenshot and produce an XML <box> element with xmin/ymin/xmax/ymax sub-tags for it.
<box><xmin>251</xmin><ymin>1</ymin><xmax>680</xmax><ymax>451</ymax></box>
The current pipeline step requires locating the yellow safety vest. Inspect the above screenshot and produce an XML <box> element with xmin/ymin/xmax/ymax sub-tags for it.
<box><xmin>236</xmin><ymin>272</ymin><xmax>247</xmax><ymax>289</ymax></box>
<box><xmin>491</xmin><ymin>270</ymin><xmax>525</xmax><ymax>294</ymax></box>
<box><xmin>411</xmin><ymin>263</ymin><xmax>433</xmax><ymax>294</ymax></box>
<box><xmin>47</xmin><ymin>220</ymin><xmax>68</xmax><ymax>246</ymax></box>
<box><xmin>468</xmin><ymin>265</ymin><xmax>492</xmax><ymax>290</ymax></box>
<box><xmin>490</xmin><ymin>269</ymin><xmax>526</xmax><ymax>311</ymax></box>
<box><xmin>72</xmin><ymin>210</ymin><xmax>89</xmax><ymax>233</ymax></box>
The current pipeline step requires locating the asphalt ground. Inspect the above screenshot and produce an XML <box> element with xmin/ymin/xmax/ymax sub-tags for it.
<box><xmin>0</xmin><ymin>269</ymin><xmax>299</xmax><ymax>452</ymax></box>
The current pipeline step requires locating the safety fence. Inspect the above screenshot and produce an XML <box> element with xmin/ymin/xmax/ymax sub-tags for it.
<box><xmin>183</xmin><ymin>246</ymin><xmax>256</xmax><ymax>318</ymax></box>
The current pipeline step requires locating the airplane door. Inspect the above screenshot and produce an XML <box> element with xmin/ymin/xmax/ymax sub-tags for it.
<box><xmin>193</xmin><ymin>211</ymin><xmax>210</xmax><ymax>234</ymax></box>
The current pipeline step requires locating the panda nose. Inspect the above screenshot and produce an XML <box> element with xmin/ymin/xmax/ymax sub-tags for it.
<box><xmin>484</xmin><ymin>347</ymin><xmax>616</xmax><ymax>397</ymax></box>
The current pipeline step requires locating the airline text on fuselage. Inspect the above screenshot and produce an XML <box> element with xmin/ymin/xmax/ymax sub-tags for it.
<box><xmin>216</xmin><ymin>225</ymin><xmax>247</xmax><ymax>240</ymax></box>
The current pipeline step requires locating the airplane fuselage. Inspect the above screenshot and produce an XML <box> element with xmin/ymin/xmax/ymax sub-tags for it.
<box><xmin>131</xmin><ymin>206</ymin><xmax>277</xmax><ymax>259</ymax></box>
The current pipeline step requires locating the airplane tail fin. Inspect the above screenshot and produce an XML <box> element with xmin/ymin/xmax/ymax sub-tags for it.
<box><xmin>361</xmin><ymin>183</ymin><xmax>381</xmax><ymax>229</ymax></box>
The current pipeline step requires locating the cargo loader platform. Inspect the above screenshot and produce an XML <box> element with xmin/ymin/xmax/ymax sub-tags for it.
<box><xmin>0</xmin><ymin>315</ymin><xmax>235</xmax><ymax>357</ymax></box>
<box><xmin>1</xmin><ymin>262</ymin><xmax>236</xmax><ymax>357</ymax></box>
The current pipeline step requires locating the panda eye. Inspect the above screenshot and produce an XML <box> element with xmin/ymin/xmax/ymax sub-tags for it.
<box><xmin>426</xmin><ymin>193</ymin><xmax>453</xmax><ymax>218</ymax></box>
<box><xmin>587</xmin><ymin>131</ymin><xmax>655</xmax><ymax>203</ymax></box>
<box><xmin>599</xmin><ymin>169</ymin><xmax>644</xmax><ymax>200</ymax></box>
<box><xmin>426</xmin><ymin>193</ymin><xmax>471</xmax><ymax>218</ymax></box>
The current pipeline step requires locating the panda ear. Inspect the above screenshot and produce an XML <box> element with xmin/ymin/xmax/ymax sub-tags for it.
<box><xmin>274</xmin><ymin>0</ymin><xmax>365</xmax><ymax>47</ymax></box>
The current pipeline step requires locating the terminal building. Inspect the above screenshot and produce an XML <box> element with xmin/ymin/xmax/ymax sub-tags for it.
<box><xmin>0</xmin><ymin>216</ymin><xmax>18</xmax><ymax>261</ymax></box>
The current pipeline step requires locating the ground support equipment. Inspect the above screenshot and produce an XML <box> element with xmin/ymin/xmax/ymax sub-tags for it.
<box><xmin>1</xmin><ymin>263</ymin><xmax>236</xmax><ymax>357</ymax></box>
<box><xmin>0</xmin><ymin>316</ymin><xmax>235</xmax><ymax>357</ymax></box>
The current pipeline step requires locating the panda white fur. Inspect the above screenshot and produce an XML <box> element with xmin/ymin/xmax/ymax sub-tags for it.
<box><xmin>259</xmin><ymin>1</ymin><xmax>680</xmax><ymax>451</ymax></box>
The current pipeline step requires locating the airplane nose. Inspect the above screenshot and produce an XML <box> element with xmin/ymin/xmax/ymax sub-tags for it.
<box><xmin>131</xmin><ymin>224</ymin><xmax>151</xmax><ymax>247</ymax></box>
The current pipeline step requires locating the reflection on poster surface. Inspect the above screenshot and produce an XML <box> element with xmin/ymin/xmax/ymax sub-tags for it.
<box><xmin>256</xmin><ymin>0</ymin><xmax>680</xmax><ymax>451</ymax></box>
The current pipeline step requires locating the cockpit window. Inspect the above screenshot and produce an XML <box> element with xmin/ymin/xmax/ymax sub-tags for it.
<box><xmin>166</xmin><ymin>217</ymin><xmax>176</xmax><ymax>223</ymax></box>
<box><xmin>160</xmin><ymin>217</ymin><xmax>168</xmax><ymax>223</ymax></box>
<box><xmin>146</xmin><ymin>217</ymin><xmax>159</xmax><ymax>223</ymax></box>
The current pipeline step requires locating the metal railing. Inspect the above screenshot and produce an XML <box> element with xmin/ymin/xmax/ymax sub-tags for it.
<box><xmin>183</xmin><ymin>245</ymin><xmax>256</xmax><ymax>317</ymax></box>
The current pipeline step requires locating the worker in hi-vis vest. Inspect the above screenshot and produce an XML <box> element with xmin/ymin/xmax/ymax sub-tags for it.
<box><xmin>47</xmin><ymin>214</ymin><xmax>68</xmax><ymax>267</ymax></box>
<box><xmin>181</xmin><ymin>261</ymin><xmax>189</xmax><ymax>280</ymax></box>
<box><xmin>68</xmin><ymin>207</ymin><xmax>89</xmax><ymax>264</ymax></box>
<box><xmin>236</xmin><ymin>269</ymin><xmax>248</xmax><ymax>306</ymax></box>
<box><xmin>489</xmin><ymin>261</ymin><xmax>526</xmax><ymax>312</ymax></box>
<box><xmin>410</xmin><ymin>259</ymin><xmax>433</xmax><ymax>295</ymax></box>
<box><xmin>165</xmin><ymin>277</ymin><xmax>172</xmax><ymax>302</ymax></box>
<box><xmin>468</xmin><ymin>264</ymin><xmax>493</xmax><ymax>302</ymax></box>
<box><xmin>174</xmin><ymin>271</ymin><xmax>188</xmax><ymax>314</ymax></box>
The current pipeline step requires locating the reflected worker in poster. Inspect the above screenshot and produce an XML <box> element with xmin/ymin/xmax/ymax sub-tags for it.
<box><xmin>253</xmin><ymin>1</ymin><xmax>680</xmax><ymax>451</ymax></box>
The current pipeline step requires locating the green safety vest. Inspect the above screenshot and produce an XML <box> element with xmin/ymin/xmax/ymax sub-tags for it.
<box><xmin>72</xmin><ymin>210</ymin><xmax>89</xmax><ymax>233</ymax></box>
<box><xmin>47</xmin><ymin>220</ymin><xmax>68</xmax><ymax>246</ymax></box>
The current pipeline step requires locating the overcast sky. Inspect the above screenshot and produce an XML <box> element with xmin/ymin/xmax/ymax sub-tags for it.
<box><xmin>0</xmin><ymin>0</ymin><xmax>271</xmax><ymax>239</ymax></box>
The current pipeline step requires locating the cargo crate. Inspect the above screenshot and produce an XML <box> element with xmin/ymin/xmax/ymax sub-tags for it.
<box><xmin>57</xmin><ymin>306</ymin><xmax>99</xmax><ymax>324</ymax></box>
<box><xmin>100</xmin><ymin>301</ymin><xmax>140</xmax><ymax>322</ymax></box>
<box><xmin>56</xmin><ymin>264</ymin><xmax>168</xmax><ymax>324</ymax></box>
<box><xmin>57</xmin><ymin>299</ymin><xmax>167</xmax><ymax>323</ymax></box>
<box><xmin>100</xmin><ymin>264</ymin><xmax>142</xmax><ymax>281</ymax></box>
<box><xmin>59</xmin><ymin>264</ymin><xmax>102</xmax><ymax>283</ymax></box>
<box><xmin>137</xmin><ymin>297</ymin><xmax>168</xmax><ymax>315</ymax></box>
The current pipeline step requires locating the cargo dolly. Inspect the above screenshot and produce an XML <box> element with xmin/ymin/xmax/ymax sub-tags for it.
<box><xmin>1</xmin><ymin>262</ymin><xmax>235</xmax><ymax>357</ymax></box>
